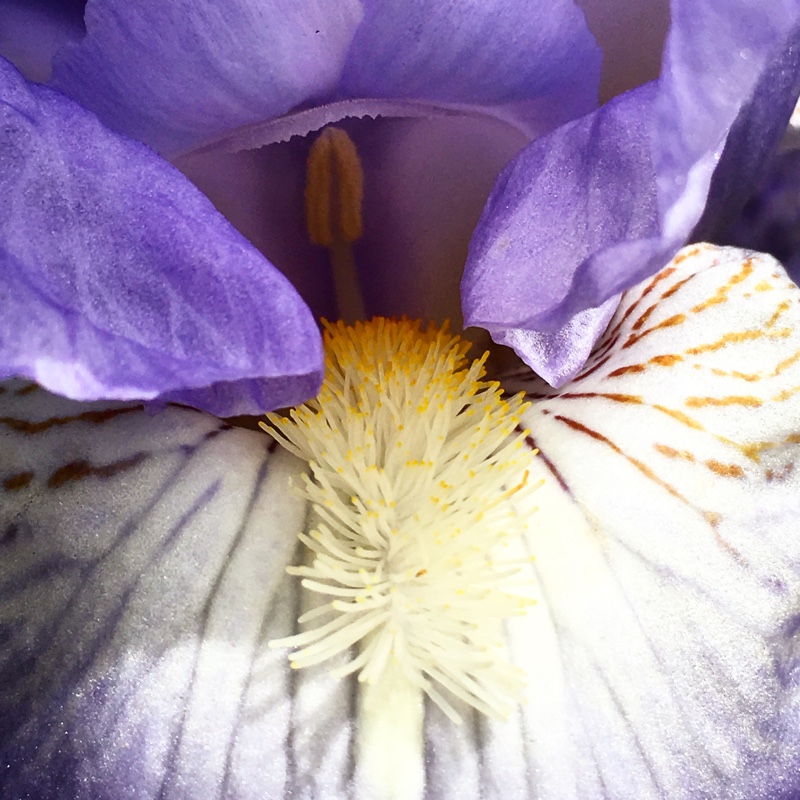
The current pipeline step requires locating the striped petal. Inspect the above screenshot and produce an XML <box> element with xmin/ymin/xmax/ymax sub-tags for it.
<box><xmin>462</xmin><ymin>1</ymin><xmax>800</xmax><ymax>385</ymax></box>
<box><xmin>0</xmin><ymin>385</ymin><xmax>322</xmax><ymax>798</ymax></box>
<box><xmin>0</xmin><ymin>385</ymin><xmax>433</xmax><ymax>798</ymax></box>
<box><xmin>2</xmin><ymin>244</ymin><xmax>799</xmax><ymax>799</ymax></box>
<box><xmin>495</xmin><ymin>244</ymin><xmax>800</xmax><ymax>798</ymax></box>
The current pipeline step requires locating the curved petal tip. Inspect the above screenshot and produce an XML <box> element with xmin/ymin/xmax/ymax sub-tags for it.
<box><xmin>0</xmin><ymin>57</ymin><xmax>323</xmax><ymax>416</ymax></box>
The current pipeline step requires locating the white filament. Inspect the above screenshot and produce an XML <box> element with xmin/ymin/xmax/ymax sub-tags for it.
<box><xmin>263</xmin><ymin>317</ymin><xmax>540</xmax><ymax>722</ymax></box>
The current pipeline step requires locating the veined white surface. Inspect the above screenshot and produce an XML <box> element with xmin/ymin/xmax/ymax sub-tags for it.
<box><xmin>1</xmin><ymin>244</ymin><xmax>799</xmax><ymax>798</ymax></box>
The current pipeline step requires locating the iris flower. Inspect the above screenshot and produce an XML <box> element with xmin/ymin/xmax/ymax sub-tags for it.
<box><xmin>2</xmin><ymin>1</ymin><xmax>800</xmax><ymax>798</ymax></box>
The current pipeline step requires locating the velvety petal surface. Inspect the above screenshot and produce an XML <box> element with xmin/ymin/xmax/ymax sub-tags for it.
<box><xmin>0</xmin><ymin>385</ymin><xmax>312</xmax><ymax>799</ymax></box>
<box><xmin>463</xmin><ymin>83</ymin><xmax>661</xmax><ymax>386</ymax></box>
<box><xmin>0</xmin><ymin>58</ymin><xmax>322</xmax><ymax>416</ymax></box>
<box><xmin>657</xmin><ymin>0</ymin><xmax>800</xmax><ymax>243</ymax></box>
<box><xmin>0</xmin><ymin>384</ymin><xmax>415</xmax><ymax>800</ymax></box>
<box><xmin>50</xmin><ymin>0</ymin><xmax>600</xmax><ymax>155</ymax></box>
<box><xmin>463</xmin><ymin>0</ymin><xmax>800</xmax><ymax>385</ymax></box>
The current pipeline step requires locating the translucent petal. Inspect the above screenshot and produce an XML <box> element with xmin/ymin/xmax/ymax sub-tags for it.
<box><xmin>463</xmin><ymin>1</ymin><xmax>800</xmax><ymax>385</ymax></box>
<box><xmin>51</xmin><ymin>0</ymin><xmax>364</xmax><ymax>155</ymax></box>
<box><xmin>0</xmin><ymin>57</ymin><xmax>322</xmax><ymax>416</ymax></box>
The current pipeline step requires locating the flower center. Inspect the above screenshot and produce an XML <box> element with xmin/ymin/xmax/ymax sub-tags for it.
<box><xmin>262</xmin><ymin>317</ymin><xmax>540</xmax><ymax>722</ymax></box>
<box><xmin>176</xmin><ymin>111</ymin><xmax>529</xmax><ymax>327</ymax></box>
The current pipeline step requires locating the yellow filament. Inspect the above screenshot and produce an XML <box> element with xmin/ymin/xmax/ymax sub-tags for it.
<box><xmin>305</xmin><ymin>126</ymin><xmax>364</xmax><ymax>246</ymax></box>
<box><xmin>304</xmin><ymin>126</ymin><xmax>366</xmax><ymax>323</ymax></box>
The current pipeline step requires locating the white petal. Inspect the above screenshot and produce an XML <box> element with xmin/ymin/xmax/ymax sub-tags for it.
<box><xmin>4</xmin><ymin>244</ymin><xmax>800</xmax><ymax>800</ymax></box>
<box><xmin>496</xmin><ymin>244</ymin><xmax>800</xmax><ymax>799</ymax></box>
<box><xmin>0</xmin><ymin>383</ymin><xmax>357</xmax><ymax>799</ymax></box>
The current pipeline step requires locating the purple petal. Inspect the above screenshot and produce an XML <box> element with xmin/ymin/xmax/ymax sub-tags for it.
<box><xmin>51</xmin><ymin>0</ymin><xmax>364</xmax><ymax>155</ymax></box>
<box><xmin>50</xmin><ymin>0</ymin><xmax>600</xmax><ymax>156</ymax></box>
<box><xmin>338</xmin><ymin>0</ymin><xmax>601</xmax><ymax>136</ymax></box>
<box><xmin>463</xmin><ymin>0</ymin><xmax>800</xmax><ymax>385</ymax></box>
<box><xmin>723</xmin><ymin>148</ymin><xmax>800</xmax><ymax>283</ymax></box>
<box><xmin>656</xmin><ymin>0</ymin><xmax>800</xmax><ymax>241</ymax></box>
<box><xmin>0</xmin><ymin>0</ymin><xmax>85</xmax><ymax>82</ymax></box>
<box><xmin>0</xmin><ymin>58</ymin><xmax>322</xmax><ymax>416</ymax></box>
<box><xmin>351</xmin><ymin>114</ymin><xmax>529</xmax><ymax>327</ymax></box>
<box><xmin>489</xmin><ymin>297</ymin><xmax>618</xmax><ymax>387</ymax></box>
<box><xmin>174</xmin><ymin>142</ymin><xmax>338</xmax><ymax>322</ymax></box>
<box><xmin>463</xmin><ymin>83</ymin><xmax>663</xmax><ymax>379</ymax></box>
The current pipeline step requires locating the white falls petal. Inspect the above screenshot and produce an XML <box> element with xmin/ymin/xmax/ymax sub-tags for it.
<box><xmin>496</xmin><ymin>244</ymin><xmax>800</xmax><ymax>799</ymax></box>
<box><xmin>0</xmin><ymin>384</ymin><xmax>356</xmax><ymax>799</ymax></box>
<box><xmin>3</xmin><ymin>243</ymin><xmax>799</xmax><ymax>799</ymax></box>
